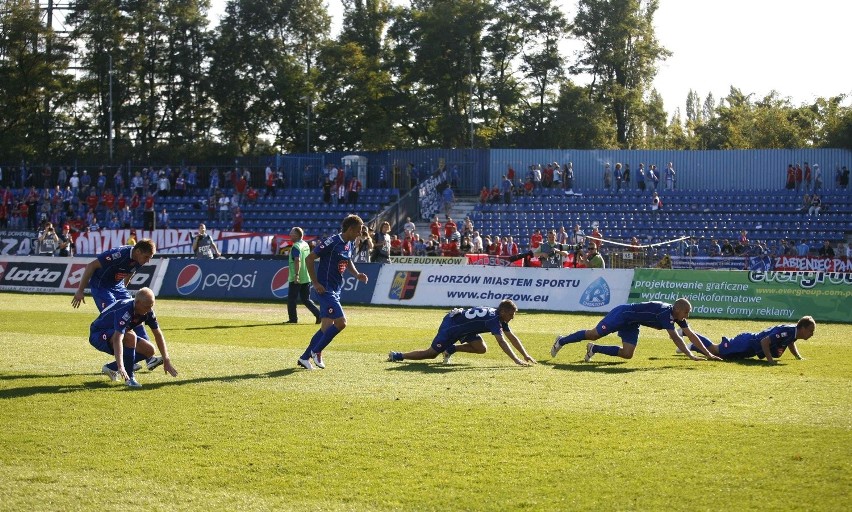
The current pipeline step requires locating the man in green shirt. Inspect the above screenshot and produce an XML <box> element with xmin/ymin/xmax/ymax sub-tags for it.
<box><xmin>584</xmin><ymin>246</ymin><xmax>605</xmax><ymax>269</ymax></box>
<box><xmin>286</xmin><ymin>227</ymin><xmax>321</xmax><ymax>324</ymax></box>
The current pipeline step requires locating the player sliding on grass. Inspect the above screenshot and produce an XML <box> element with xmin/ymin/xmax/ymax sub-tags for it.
<box><xmin>296</xmin><ymin>214</ymin><xmax>369</xmax><ymax>370</ymax></box>
<box><xmin>683</xmin><ymin>316</ymin><xmax>815</xmax><ymax>364</ymax></box>
<box><xmin>387</xmin><ymin>300</ymin><xmax>536</xmax><ymax>366</ymax></box>
<box><xmin>89</xmin><ymin>287</ymin><xmax>178</xmax><ymax>388</ymax></box>
<box><xmin>551</xmin><ymin>298</ymin><xmax>722</xmax><ymax>362</ymax></box>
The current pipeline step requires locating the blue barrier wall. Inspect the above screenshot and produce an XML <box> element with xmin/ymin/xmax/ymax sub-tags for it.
<box><xmin>159</xmin><ymin>259</ymin><xmax>381</xmax><ymax>303</ymax></box>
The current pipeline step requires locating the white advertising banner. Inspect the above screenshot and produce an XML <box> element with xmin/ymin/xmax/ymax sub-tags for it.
<box><xmin>370</xmin><ymin>264</ymin><xmax>634</xmax><ymax>312</ymax></box>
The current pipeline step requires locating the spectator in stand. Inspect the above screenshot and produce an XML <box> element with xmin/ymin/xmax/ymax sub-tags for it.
<box><xmin>841</xmin><ymin>166</ymin><xmax>849</xmax><ymax>189</ymax></box>
<box><xmin>796</xmin><ymin>240</ymin><xmax>810</xmax><ymax>257</ymax></box>
<box><xmin>487</xmin><ymin>236</ymin><xmax>500</xmax><ymax>255</ymax></box>
<box><xmin>246</xmin><ymin>186</ymin><xmax>259</xmax><ymax>203</ymax></box>
<box><xmin>401</xmin><ymin>234</ymin><xmax>414</xmax><ymax>256</ymax></box>
<box><xmin>444</xmin><ymin>217</ymin><xmax>457</xmax><ymax>240</ymax></box>
<box><xmin>232</xmin><ymin>206</ymin><xmax>244</xmax><ymax>232</ymax></box>
<box><xmin>803</xmin><ymin>162</ymin><xmax>812</xmax><ymax>192</ymax></box>
<box><xmin>442</xmin><ymin>236</ymin><xmax>460</xmax><ymax>257</ymax></box>
<box><xmin>589</xmin><ymin>226</ymin><xmax>603</xmax><ymax>250</ymax></box>
<box><xmin>636</xmin><ymin>163</ymin><xmax>646</xmax><ymax>193</ymax></box>
<box><xmin>429</xmin><ymin>214</ymin><xmax>442</xmax><ymax>240</ymax></box>
<box><xmin>735</xmin><ymin>230</ymin><xmax>749</xmax><ymax>254</ymax></box>
<box><xmin>720</xmin><ymin>239</ymin><xmax>735</xmax><ymax>256</ymax></box>
<box><xmin>471</xmin><ymin>231</ymin><xmax>483</xmax><ymax>253</ymax></box>
<box><xmin>818</xmin><ymin>241</ymin><xmax>835</xmax><ymax>258</ymax></box>
<box><xmin>798</xmin><ymin>194</ymin><xmax>812</xmax><ymax>213</ymax></box>
<box><xmin>462</xmin><ymin>216</ymin><xmax>474</xmax><ymax>237</ymax></box>
<box><xmin>425</xmin><ymin>235</ymin><xmax>440</xmax><ymax>256</ymax></box>
<box><xmin>651</xmin><ymin>191</ymin><xmax>662</xmax><ymax>211</ymax></box>
<box><xmin>813</xmin><ymin>164</ymin><xmax>823</xmax><ymax>191</ymax></box>
<box><xmin>144</xmin><ymin>190</ymin><xmax>155</xmax><ymax>220</ymax></box>
<box><xmin>808</xmin><ymin>194</ymin><xmax>822</xmax><ymax>216</ymax></box>
<box><xmin>613</xmin><ymin>163</ymin><xmax>623</xmax><ymax>193</ymax></box>
<box><xmin>413</xmin><ymin>234</ymin><xmax>426</xmax><ymax>256</ymax></box>
<box><xmin>533</xmin><ymin>230</ymin><xmax>571</xmax><ymax>268</ymax></box>
<box><xmin>157</xmin><ymin>171</ymin><xmax>170</xmax><ymax>196</ymax></box>
<box><xmin>479</xmin><ymin>186</ymin><xmax>489</xmax><ymax>205</ymax></box>
<box><xmin>709</xmin><ymin>239</ymin><xmax>722</xmax><ymax>257</ymax></box>
<box><xmin>649</xmin><ymin>165</ymin><xmax>660</xmax><ymax>191</ymax></box>
<box><xmin>158</xmin><ymin>207</ymin><xmax>169</xmax><ymax>229</ymax></box>
<box><xmin>488</xmin><ymin>185</ymin><xmax>500</xmax><ymax>203</ymax></box>
<box><xmin>780</xmin><ymin>239</ymin><xmax>795</xmax><ymax>257</ymax></box>
<box><xmin>174</xmin><ymin>171</ymin><xmax>186</xmax><ymax>197</ymax></box>
<box><xmin>403</xmin><ymin>217</ymin><xmax>416</xmax><ymax>239</ymax></box>
<box><xmin>264</xmin><ymin>164</ymin><xmax>276</xmax><ymax>198</ymax></box>
<box><xmin>186</xmin><ymin>167</ymin><xmax>198</xmax><ymax>192</ymax></box>
<box><xmin>785</xmin><ymin>164</ymin><xmax>795</xmax><ymax>190</ymax></box>
<box><xmin>459</xmin><ymin>235</ymin><xmax>472</xmax><ymax>255</ymax></box>
<box><xmin>441</xmin><ymin>183</ymin><xmax>455</xmax><ymax>216</ymax></box>
<box><xmin>88</xmin><ymin>215</ymin><xmax>101</xmax><ymax>232</ymax></box>
<box><xmin>107</xmin><ymin>215</ymin><xmax>121</xmax><ymax>229</ymax></box>
<box><xmin>603</xmin><ymin>163</ymin><xmax>612</xmax><ymax>190</ymax></box>
<box><xmin>0</xmin><ymin>198</ymin><xmax>7</xmax><ymax>229</ymax></box>
<box><xmin>665</xmin><ymin>162</ymin><xmax>676</xmax><ymax>190</ymax></box>
<box><xmin>571</xmin><ymin>224</ymin><xmax>585</xmax><ymax>246</ymax></box>
<box><xmin>347</xmin><ymin>175</ymin><xmax>362</xmax><ymax>205</ymax></box>
<box><xmin>217</xmin><ymin>191</ymin><xmax>230</xmax><ymax>223</ymax></box>
<box><xmin>321</xmin><ymin>177</ymin><xmax>333</xmax><ymax>204</ymax></box>
<box><xmin>372</xmin><ymin>221</ymin><xmax>391</xmax><ymax>263</ymax></box>
<box><xmin>564</xmin><ymin>162</ymin><xmax>574</xmax><ymax>192</ymax></box>
<box><xmin>336</xmin><ymin>178</ymin><xmax>346</xmax><ymax>205</ymax></box>
<box><xmin>557</xmin><ymin>226</ymin><xmax>569</xmax><ymax>245</ymax></box>
<box><xmin>630</xmin><ymin>236</ymin><xmax>642</xmax><ymax>254</ymax></box>
<box><xmin>794</xmin><ymin>163</ymin><xmax>803</xmax><ymax>192</ymax></box>
<box><xmin>623</xmin><ymin>163</ymin><xmax>631</xmax><ymax>189</ymax></box>
<box><xmin>504</xmin><ymin>236</ymin><xmax>519</xmax><ymax>258</ymax></box>
<box><xmin>501</xmin><ymin>174</ymin><xmax>513</xmax><ymax>204</ymax></box>
<box><xmin>543</xmin><ymin>163</ymin><xmax>554</xmax><ymax>188</ymax></box>
<box><xmin>235</xmin><ymin>172</ymin><xmax>248</xmax><ymax>203</ymax></box>
<box><xmin>529</xmin><ymin>229</ymin><xmax>543</xmax><ymax>250</ymax></box>
<box><xmin>845</xmin><ymin>242</ymin><xmax>852</xmax><ymax>259</ymax></box>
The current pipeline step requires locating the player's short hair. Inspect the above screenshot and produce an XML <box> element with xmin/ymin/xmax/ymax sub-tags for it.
<box><xmin>497</xmin><ymin>299</ymin><xmax>518</xmax><ymax>315</ymax></box>
<box><xmin>291</xmin><ymin>226</ymin><xmax>304</xmax><ymax>240</ymax></box>
<box><xmin>135</xmin><ymin>287</ymin><xmax>155</xmax><ymax>305</ymax></box>
<box><xmin>673</xmin><ymin>298</ymin><xmax>692</xmax><ymax>314</ymax></box>
<box><xmin>134</xmin><ymin>239</ymin><xmax>156</xmax><ymax>255</ymax></box>
<box><xmin>797</xmin><ymin>316</ymin><xmax>816</xmax><ymax>330</ymax></box>
<box><xmin>342</xmin><ymin>214</ymin><xmax>364</xmax><ymax>232</ymax></box>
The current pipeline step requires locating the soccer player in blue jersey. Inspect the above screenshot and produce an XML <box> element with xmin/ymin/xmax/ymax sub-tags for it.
<box><xmin>297</xmin><ymin>214</ymin><xmax>369</xmax><ymax>370</ymax></box>
<box><xmin>551</xmin><ymin>298</ymin><xmax>722</xmax><ymax>362</ymax></box>
<box><xmin>387</xmin><ymin>300</ymin><xmax>536</xmax><ymax>366</ymax></box>
<box><xmin>686</xmin><ymin>316</ymin><xmax>815</xmax><ymax>364</ymax></box>
<box><xmin>71</xmin><ymin>239</ymin><xmax>163</xmax><ymax>372</ymax></box>
<box><xmin>89</xmin><ymin>287</ymin><xmax>178</xmax><ymax>387</ymax></box>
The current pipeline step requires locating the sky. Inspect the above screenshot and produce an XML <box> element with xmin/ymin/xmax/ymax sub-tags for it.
<box><xmin>208</xmin><ymin>0</ymin><xmax>852</xmax><ymax>115</ymax></box>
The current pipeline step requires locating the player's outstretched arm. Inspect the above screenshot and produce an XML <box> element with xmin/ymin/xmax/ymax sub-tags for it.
<box><xmin>759</xmin><ymin>336</ymin><xmax>778</xmax><ymax>364</ymax></box>
<box><xmin>668</xmin><ymin>329</ymin><xmax>702</xmax><ymax>361</ymax></box>
<box><xmin>505</xmin><ymin>332</ymin><xmax>536</xmax><ymax>364</ymax></box>
<box><xmin>151</xmin><ymin>327</ymin><xmax>178</xmax><ymax>377</ymax></box>
<box><xmin>682</xmin><ymin>328</ymin><xmax>723</xmax><ymax>361</ymax></box>
<box><xmin>493</xmin><ymin>333</ymin><xmax>529</xmax><ymax>366</ymax></box>
<box><xmin>789</xmin><ymin>341</ymin><xmax>804</xmax><ymax>360</ymax></box>
<box><xmin>71</xmin><ymin>259</ymin><xmax>101</xmax><ymax>308</ymax></box>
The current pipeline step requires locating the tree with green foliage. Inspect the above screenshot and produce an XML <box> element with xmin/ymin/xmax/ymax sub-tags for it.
<box><xmin>571</xmin><ymin>0</ymin><xmax>670</xmax><ymax>148</ymax></box>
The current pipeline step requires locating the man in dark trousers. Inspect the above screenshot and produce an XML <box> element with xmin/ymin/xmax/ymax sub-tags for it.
<box><xmin>286</xmin><ymin>226</ymin><xmax>321</xmax><ymax>324</ymax></box>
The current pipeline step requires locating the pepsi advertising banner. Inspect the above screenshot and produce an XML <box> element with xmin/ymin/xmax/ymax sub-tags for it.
<box><xmin>159</xmin><ymin>259</ymin><xmax>381</xmax><ymax>303</ymax></box>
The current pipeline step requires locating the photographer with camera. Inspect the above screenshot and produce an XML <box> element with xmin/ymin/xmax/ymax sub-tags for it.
<box><xmin>38</xmin><ymin>221</ymin><xmax>60</xmax><ymax>256</ymax></box>
<box><xmin>532</xmin><ymin>229</ymin><xmax>571</xmax><ymax>268</ymax></box>
<box><xmin>191</xmin><ymin>223</ymin><xmax>221</xmax><ymax>259</ymax></box>
<box><xmin>57</xmin><ymin>224</ymin><xmax>74</xmax><ymax>257</ymax></box>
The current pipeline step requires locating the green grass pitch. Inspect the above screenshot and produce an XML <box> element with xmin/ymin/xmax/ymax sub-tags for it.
<box><xmin>1</xmin><ymin>292</ymin><xmax>850</xmax><ymax>511</ymax></box>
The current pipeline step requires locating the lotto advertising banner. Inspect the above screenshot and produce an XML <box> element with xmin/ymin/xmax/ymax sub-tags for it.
<box><xmin>370</xmin><ymin>264</ymin><xmax>634</xmax><ymax>312</ymax></box>
<box><xmin>158</xmin><ymin>259</ymin><xmax>380</xmax><ymax>302</ymax></box>
<box><xmin>73</xmin><ymin>229</ymin><xmax>280</xmax><ymax>256</ymax></box>
<box><xmin>630</xmin><ymin>269</ymin><xmax>852</xmax><ymax>323</ymax></box>
<box><xmin>0</xmin><ymin>255</ymin><xmax>167</xmax><ymax>294</ymax></box>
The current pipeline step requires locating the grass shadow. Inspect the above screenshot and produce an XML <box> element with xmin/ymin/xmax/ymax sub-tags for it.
<box><xmin>0</xmin><ymin>373</ymin><xmax>83</xmax><ymax>381</ymax></box>
<box><xmin>541</xmin><ymin>360</ymin><xmax>693</xmax><ymax>374</ymax></box>
<box><xmin>177</xmin><ymin>323</ymin><xmax>284</xmax><ymax>331</ymax></box>
<box><xmin>384</xmin><ymin>362</ymin><xmax>513</xmax><ymax>374</ymax></box>
<box><xmin>0</xmin><ymin>368</ymin><xmax>301</xmax><ymax>399</ymax></box>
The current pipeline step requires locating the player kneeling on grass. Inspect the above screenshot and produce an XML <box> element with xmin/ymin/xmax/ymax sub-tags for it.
<box><xmin>387</xmin><ymin>300</ymin><xmax>536</xmax><ymax>366</ymax></box>
<box><xmin>551</xmin><ymin>298</ymin><xmax>722</xmax><ymax>362</ymax></box>
<box><xmin>89</xmin><ymin>287</ymin><xmax>178</xmax><ymax>388</ymax></box>
<box><xmin>684</xmin><ymin>316</ymin><xmax>815</xmax><ymax>364</ymax></box>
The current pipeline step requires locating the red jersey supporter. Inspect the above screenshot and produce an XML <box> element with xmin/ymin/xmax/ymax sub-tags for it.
<box><xmin>102</xmin><ymin>190</ymin><xmax>115</xmax><ymax>210</ymax></box>
<box><xmin>117</xmin><ymin>194</ymin><xmax>126</xmax><ymax>210</ymax></box>
<box><xmin>389</xmin><ymin>235</ymin><xmax>403</xmax><ymax>256</ymax></box>
<box><xmin>444</xmin><ymin>217</ymin><xmax>457</xmax><ymax>239</ymax></box>
<box><xmin>589</xmin><ymin>227</ymin><xmax>603</xmax><ymax>249</ymax></box>
<box><xmin>144</xmin><ymin>192</ymin><xmax>155</xmax><ymax>211</ymax></box>
<box><xmin>523</xmin><ymin>179</ymin><xmax>534</xmax><ymax>196</ymax></box>
<box><xmin>232</xmin><ymin>206</ymin><xmax>244</xmax><ymax>232</ymax></box>
<box><xmin>441</xmin><ymin>238</ymin><xmax>460</xmax><ymax>257</ymax></box>
<box><xmin>402</xmin><ymin>235</ymin><xmax>414</xmax><ymax>256</ymax></box>
<box><xmin>479</xmin><ymin>186</ymin><xmax>489</xmax><ymax>204</ymax></box>
<box><xmin>430</xmin><ymin>215</ymin><xmax>442</xmax><ymax>238</ymax></box>
<box><xmin>86</xmin><ymin>190</ymin><xmax>98</xmax><ymax>211</ymax></box>
<box><xmin>130</xmin><ymin>192</ymin><xmax>140</xmax><ymax>211</ymax></box>
<box><xmin>247</xmin><ymin>187</ymin><xmax>259</xmax><ymax>203</ymax></box>
<box><xmin>505</xmin><ymin>236</ymin><xmax>519</xmax><ymax>256</ymax></box>
<box><xmin>489</xmin><ymin>186</ymin><xmax>500</xmax><ymax>203</ymax></box>
<box><xmin>507</xmin><ymin>165</ymin><xmax>515</xmax><ymax>184</ymax></box>
<box><xmin>530</xmin><ymin>229</ymin><xmax>543</xmax><ymax>250</ymax></box>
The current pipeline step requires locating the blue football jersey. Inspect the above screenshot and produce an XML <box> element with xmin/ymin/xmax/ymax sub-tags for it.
<box><xmin>313</xmin><ymin>233</ymin><xmax>354</xmax><ymax>294</ymax></box>
<box><xmin>440</xmin><ymin>307</ymin><xmax>511</xmax><ymax>341</ymax></box>
<box><xmin>90</xmin><ymin>245</ymin><xmax>142</xmax><ymax>290</ymax></box>
<box><xmin>746</xmin><ymin>324</ymin><xmax>797</xmax><ymax>358</ymax></box>
<box><xmin>89</xmin><ymin>298</ymin><xmax>159</xmax><ymax>334</ymax></box>
<box><xmin>620</xmin><ymin>301</ymin><xmax>689</xmax><ymax>331</ymax></box>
